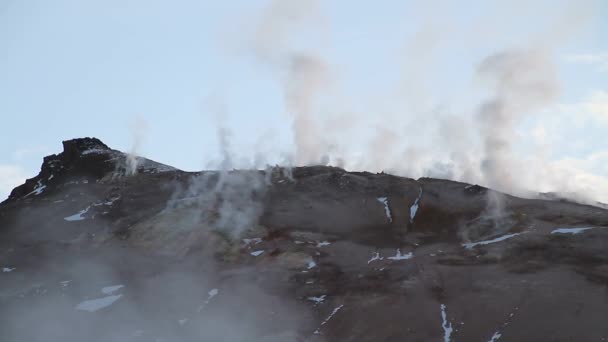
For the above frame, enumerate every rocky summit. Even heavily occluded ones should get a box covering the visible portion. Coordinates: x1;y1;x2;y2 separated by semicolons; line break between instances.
1;138;608;342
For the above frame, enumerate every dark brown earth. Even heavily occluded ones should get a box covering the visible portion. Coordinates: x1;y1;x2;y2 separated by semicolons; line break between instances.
1;138;608;342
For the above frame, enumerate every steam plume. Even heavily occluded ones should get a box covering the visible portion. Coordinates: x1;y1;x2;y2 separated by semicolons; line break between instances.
476;48;559;194
126;116;148;176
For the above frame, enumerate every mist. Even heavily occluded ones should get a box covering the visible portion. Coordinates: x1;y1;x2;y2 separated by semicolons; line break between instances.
214;0;606;205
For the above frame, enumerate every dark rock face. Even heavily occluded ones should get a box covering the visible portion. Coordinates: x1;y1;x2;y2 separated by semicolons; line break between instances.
6;138;114;201
1;138;608;342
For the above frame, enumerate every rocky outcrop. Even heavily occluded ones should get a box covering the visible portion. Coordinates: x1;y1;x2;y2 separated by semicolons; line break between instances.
4;137;175;203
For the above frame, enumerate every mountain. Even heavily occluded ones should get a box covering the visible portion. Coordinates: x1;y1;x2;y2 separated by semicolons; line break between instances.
1;138;608;341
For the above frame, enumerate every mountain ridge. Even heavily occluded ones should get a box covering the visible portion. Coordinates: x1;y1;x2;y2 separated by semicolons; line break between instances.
1;137;608;341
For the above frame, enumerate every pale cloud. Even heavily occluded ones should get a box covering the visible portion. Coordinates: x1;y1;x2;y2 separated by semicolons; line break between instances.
583;90;608;124
511;88;608;204
565;52;608;72
539;89;608;128
0;164;28;201
556;150;608;177
544;156;608;204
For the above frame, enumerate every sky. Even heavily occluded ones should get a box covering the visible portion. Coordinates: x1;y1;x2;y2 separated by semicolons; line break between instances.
1;0;607;202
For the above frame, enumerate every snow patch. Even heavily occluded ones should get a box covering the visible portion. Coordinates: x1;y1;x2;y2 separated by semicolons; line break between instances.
25;180;46;197
81;148;107;155
462;233;522;249
76;295;122;312
316;241;331;248
313;304;344;335
101;284;124;295
250;250;264;257
488;331;502;342
307;260;317;269
410;187;422;223
307;295;326;305
2;267;15;273
243;238;262;246
206;288;219;301
205;288;219;304
376;197;392;223
551;227;594;235
94;196;120;206
387;249;413;261
440;304;453;342
368;252;384;264
64;206;91;221
197;288;219;312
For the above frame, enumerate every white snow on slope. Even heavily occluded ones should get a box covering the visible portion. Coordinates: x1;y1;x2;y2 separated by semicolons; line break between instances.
307;295;326;305
243;238;262;246
410;187;422;223
367;252;384;264
316;241;331;248
488;331;502;342
376;197;392;223
64;206;91;221
2;267;15;273
25;180;46;197
81;148;108;155
250;250;264;257
205;288;219;304
101;285;124;295
94;196;120;206
307;260;317;269
313;304;344;335
197;288;220;312
462;233;522;249
440;304;453;342
387;249;413;261
551;227;594;235
76;295;122;312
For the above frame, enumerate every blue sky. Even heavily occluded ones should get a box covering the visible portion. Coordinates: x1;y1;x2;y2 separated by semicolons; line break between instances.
1;0;607;201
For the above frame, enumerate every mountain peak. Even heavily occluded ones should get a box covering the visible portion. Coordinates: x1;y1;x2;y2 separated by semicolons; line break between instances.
4;137;175;203
61;137;110;157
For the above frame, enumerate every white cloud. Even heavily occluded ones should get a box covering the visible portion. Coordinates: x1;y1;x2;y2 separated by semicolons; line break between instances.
554;150;608;178
0;165;28;201
535;88;608;134
565;52;608;72
515;89;608;204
